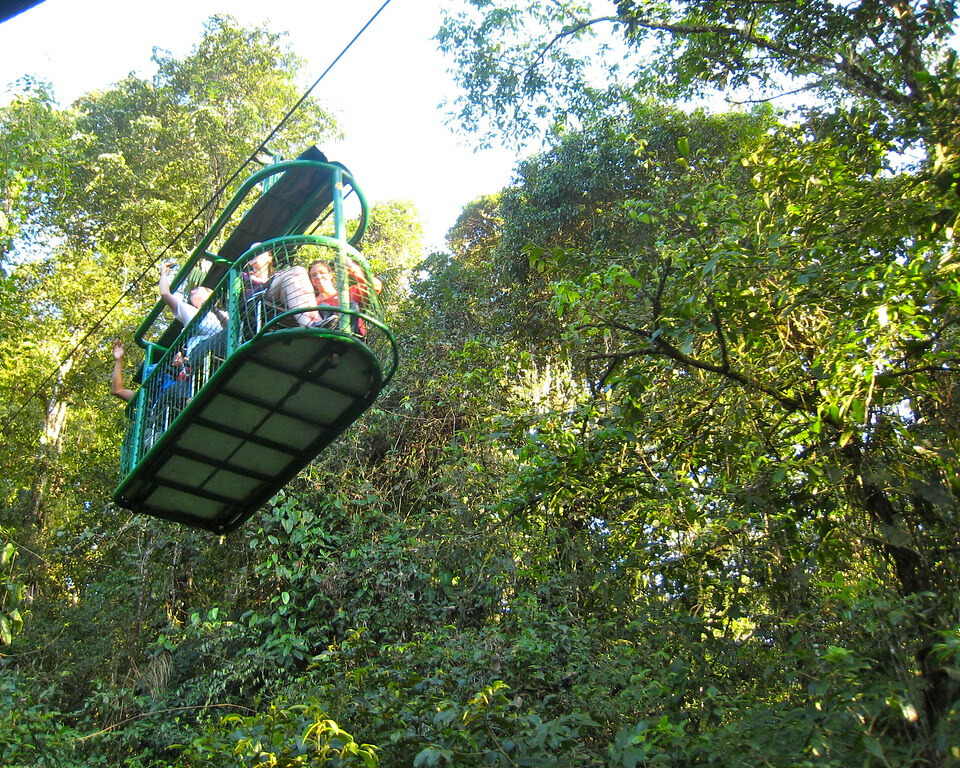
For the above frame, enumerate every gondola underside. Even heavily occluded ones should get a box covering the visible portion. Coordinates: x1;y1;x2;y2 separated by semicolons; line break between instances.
113;329;382;533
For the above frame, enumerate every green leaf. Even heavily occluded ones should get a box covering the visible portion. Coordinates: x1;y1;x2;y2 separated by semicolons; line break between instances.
414;746;447;767
862;735;885;758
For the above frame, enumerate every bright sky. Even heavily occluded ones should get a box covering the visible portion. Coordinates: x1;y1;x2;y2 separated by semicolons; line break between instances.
0;0;522;250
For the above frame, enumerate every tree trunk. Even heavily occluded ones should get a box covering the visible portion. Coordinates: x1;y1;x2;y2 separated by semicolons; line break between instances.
27;359;73;529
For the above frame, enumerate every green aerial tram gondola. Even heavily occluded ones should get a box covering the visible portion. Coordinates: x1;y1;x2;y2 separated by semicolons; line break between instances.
113;147;398;534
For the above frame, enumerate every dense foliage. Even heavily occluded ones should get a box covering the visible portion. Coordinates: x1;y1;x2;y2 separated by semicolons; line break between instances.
1;3;959;767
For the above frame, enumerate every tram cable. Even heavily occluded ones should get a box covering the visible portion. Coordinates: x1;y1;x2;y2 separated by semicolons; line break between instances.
0;0;394;438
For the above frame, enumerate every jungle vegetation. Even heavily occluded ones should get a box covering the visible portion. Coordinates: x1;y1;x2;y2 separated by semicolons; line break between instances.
1;3;959;766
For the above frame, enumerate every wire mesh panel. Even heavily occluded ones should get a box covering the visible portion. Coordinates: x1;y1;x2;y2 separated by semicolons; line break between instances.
123;234;396;471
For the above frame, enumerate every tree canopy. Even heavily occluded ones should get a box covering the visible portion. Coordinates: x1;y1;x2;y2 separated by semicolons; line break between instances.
439;0;960;183
0;4;959;768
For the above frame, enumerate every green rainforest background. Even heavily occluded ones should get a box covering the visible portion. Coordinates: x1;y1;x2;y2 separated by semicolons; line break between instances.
2;3;960;765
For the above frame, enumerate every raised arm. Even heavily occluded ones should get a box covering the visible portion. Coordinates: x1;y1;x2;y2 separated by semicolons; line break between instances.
158;263;181;313
111;342;136;402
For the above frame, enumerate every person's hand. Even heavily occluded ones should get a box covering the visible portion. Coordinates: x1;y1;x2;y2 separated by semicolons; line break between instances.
158;261;175;288
347;260;365;282
113;341;125;360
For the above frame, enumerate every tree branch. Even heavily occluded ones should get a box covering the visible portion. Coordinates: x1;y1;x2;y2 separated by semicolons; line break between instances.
883;0;925;100
709;295;730;372
651;261;672;323
74;703;257;741
885;363;960;378
652;334;805;413
725;80;826;105
585;347;659;390
625;16;914;108
582;311;804;413
526;16;621;73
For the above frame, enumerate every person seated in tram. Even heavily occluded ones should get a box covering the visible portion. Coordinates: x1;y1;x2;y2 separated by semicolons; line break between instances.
158;262;228;357
242;244;326;328
111;340;191;450
307;258;383;335
111;341;186;403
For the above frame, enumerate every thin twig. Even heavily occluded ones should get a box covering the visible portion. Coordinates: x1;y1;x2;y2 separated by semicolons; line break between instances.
709;295;730;372
74;703;257;741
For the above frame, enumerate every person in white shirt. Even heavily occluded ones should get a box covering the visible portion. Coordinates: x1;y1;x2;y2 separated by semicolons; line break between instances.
157;262;226;358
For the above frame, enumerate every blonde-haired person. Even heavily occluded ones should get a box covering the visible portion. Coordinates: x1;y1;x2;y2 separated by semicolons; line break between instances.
158;262;226;357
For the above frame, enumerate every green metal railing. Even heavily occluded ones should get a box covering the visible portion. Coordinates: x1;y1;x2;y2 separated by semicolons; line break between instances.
118;159;397;477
